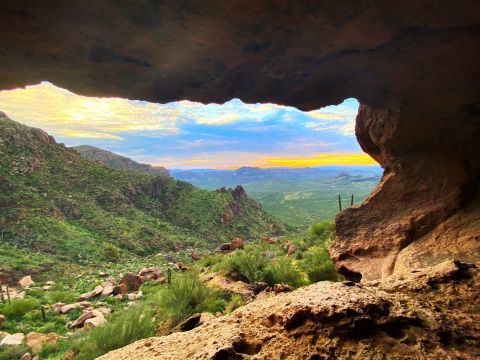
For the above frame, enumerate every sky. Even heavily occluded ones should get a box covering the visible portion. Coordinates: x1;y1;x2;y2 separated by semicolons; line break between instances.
0;82;376;169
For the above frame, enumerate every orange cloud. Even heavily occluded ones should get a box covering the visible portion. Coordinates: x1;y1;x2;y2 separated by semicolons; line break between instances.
257;153;377;168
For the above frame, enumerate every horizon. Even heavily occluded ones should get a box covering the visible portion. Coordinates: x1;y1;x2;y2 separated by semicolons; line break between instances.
0;82;377;169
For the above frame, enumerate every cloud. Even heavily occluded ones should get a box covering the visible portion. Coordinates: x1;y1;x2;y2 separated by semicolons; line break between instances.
0;82;369;168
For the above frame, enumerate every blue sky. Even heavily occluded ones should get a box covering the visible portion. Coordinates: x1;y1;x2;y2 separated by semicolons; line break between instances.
0;82;374;168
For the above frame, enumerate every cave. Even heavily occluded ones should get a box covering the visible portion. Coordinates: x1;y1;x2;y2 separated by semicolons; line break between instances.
0;1;479;358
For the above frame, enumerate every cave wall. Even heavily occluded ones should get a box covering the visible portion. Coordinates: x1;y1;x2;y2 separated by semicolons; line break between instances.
1;0;479;280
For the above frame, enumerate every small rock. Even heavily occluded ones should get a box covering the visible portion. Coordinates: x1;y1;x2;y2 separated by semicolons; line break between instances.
45;281;56;286
174;312;215;332
253;282;269;294
190;251;201;261
0;332;25;346
14;291;26;300
18;276;34;288
92;285;104;297
79;291;94;301
60;303;81;314
42;285;52;291
0;331;9;341
78;301;92;308
20;353;32;360
274;283;293;294
99;271;109;277
219;243;231;252
287;244;297;257
70;310;103;329
127;292;143;301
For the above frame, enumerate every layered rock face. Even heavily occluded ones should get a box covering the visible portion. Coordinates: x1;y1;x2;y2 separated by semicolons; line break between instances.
1;1;479;281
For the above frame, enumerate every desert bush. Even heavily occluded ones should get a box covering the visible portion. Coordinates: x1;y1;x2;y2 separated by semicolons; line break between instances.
76;304;156;360
300;245;340;282
0;298;37;319
226;294;245;313
47;289;79;304
263;256;308;288
0;344;32;360
101;243;122;262
219;246;268;283
152;271;215;324
308;221;335;244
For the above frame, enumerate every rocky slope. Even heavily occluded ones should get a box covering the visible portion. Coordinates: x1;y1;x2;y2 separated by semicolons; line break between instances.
100;260;479;359
72;145;169;177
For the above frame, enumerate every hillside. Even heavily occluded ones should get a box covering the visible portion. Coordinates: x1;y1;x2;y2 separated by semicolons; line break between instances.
171;166;382;228
72;145;169;176
0;112;283;278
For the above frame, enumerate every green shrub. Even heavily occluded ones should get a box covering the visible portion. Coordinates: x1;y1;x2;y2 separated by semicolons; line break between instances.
308;221;335;243
101;243;122;262
0;298;38;319
204;298;226;314
152;271;214;324
76;304;156;360
263;256;308;288
219;246;268;284
0;344;32;360
226;294;245;313
300;245;340;282
47;290;79;304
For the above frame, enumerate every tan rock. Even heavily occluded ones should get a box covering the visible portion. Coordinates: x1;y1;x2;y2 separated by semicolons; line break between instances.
138;268;162;281
70;310;103;329
42;285;52;291
92;285;104;297
0;332;24;346
60;303;81;314
25;332;58;353
201;273;254;301
286;244;297;257
127;292;142;301
0;331;9;341
18;276;34;288
230;237;244;251
79;291;94;301
45;281;56;286
84;314;106;329
101;283;114;296
14;291;26;299
273;283;293;294
78;301;92;308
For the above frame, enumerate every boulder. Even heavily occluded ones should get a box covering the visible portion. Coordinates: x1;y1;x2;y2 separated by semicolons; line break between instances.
25;332;58;353
0;314;5;327
219;243;231;252
18;276;34;288
201;273;255;301
0;332;24;346
120;273;142;292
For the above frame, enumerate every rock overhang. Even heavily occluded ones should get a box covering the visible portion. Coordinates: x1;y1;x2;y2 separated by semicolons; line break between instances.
0;0;479;280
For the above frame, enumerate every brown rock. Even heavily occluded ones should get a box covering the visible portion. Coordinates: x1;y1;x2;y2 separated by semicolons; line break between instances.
174;312;215;332
92;285;104;297
273;283;293;294
20;353;31;360
25;332;58;353
286;244;297;257
79;291;94;301
230;237;244;251
262;237;278;244
18;276;34;288
120;273;142;292
113;283;128;296
60;303;81;314
219;243;231;252
138;268;162;281
0;314;5;328
190;251;201;261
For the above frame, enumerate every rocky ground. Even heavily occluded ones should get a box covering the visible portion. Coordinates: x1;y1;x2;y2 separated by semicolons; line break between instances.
99;260;479;360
